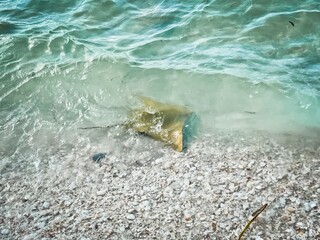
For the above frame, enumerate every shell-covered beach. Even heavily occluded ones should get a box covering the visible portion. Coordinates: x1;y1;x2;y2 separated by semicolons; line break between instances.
1;131;320;239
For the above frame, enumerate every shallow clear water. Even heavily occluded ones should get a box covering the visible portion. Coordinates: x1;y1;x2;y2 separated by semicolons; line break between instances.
1;0;320;171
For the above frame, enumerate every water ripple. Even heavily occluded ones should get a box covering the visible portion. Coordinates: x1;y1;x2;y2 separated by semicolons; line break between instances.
1;0;320;169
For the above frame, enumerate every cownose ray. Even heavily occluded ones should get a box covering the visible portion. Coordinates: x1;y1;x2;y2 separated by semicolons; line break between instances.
124;97;198;152
79;96;199;152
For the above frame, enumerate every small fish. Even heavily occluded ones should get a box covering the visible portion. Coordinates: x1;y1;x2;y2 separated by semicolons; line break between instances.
289;21;294;27
244;111;256;115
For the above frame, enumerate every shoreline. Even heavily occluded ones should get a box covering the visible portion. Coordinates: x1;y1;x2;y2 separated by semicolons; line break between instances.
1;131;319;239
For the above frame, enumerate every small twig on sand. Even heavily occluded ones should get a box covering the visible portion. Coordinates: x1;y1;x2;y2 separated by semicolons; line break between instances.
238;203;268;240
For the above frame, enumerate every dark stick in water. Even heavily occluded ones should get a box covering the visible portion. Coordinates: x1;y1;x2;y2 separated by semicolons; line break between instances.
78;124;121;130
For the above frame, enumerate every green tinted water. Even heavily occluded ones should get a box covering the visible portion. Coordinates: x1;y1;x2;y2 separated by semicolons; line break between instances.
1;0;319;170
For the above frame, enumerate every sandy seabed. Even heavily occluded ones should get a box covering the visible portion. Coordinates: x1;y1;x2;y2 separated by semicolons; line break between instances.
1;130;319;240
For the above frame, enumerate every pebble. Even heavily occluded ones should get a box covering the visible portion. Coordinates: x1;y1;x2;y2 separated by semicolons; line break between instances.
155;158;163;164
183;210;193;221
309;201;317;209
35;221;46;229
287;207;295;213
179;190;188;199
64;200;72;207
229;183;235;192
127;214;135;220
167;207;174;214
81;210;91;219
96;190;107;196
163;161;173;169
22;233;37;240
303;202;316;212
80;237;91;240
279;197;286;208
92;153;107;162
20;222;28;230
1;229;10;235
252;236;263;240
295;222;306;229
43;202;50;209
128;209;135;213
196;212;207;221
23;194;31;201
141;200;151;210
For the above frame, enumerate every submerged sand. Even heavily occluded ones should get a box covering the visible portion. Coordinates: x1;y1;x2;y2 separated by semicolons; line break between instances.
0;130;319;239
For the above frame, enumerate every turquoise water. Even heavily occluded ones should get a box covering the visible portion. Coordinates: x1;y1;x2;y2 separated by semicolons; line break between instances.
1;0;320;169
